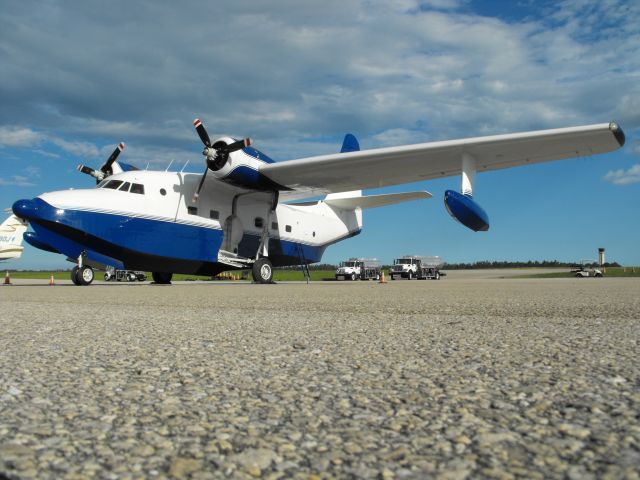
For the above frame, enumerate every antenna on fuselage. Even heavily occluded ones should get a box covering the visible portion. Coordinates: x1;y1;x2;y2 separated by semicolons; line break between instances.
180;160;190;173
165;160;174;172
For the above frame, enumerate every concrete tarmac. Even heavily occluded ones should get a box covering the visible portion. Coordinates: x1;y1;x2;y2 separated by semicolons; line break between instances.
1;273;639;479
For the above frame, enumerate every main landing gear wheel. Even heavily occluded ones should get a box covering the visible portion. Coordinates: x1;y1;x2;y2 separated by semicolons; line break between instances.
252;258;273;284
74;265;94;286
152;272;173;284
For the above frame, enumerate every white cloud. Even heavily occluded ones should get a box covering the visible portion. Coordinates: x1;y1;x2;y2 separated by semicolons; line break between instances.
50;138;100;159
603;164;640;185
0;127;42;147
0;175;35;187
0;0;637;158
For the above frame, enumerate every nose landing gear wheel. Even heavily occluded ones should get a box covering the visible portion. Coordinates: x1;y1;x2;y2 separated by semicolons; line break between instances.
252;258;273;284
72;265;94;286
71;266;81;285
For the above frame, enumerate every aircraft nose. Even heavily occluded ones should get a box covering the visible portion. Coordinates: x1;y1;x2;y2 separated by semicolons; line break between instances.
12;198;39;220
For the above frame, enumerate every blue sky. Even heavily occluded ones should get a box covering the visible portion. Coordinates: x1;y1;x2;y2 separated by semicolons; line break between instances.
1;0;638;269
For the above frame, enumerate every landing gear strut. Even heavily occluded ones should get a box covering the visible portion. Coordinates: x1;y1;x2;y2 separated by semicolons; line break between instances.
252;258;273;284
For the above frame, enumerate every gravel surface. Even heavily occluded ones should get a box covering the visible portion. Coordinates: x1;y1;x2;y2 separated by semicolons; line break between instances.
1;276;639;479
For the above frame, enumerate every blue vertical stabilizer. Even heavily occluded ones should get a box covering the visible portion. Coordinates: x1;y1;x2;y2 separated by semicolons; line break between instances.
340;133;360;153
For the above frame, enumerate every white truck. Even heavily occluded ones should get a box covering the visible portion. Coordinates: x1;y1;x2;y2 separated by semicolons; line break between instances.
390;255;444;280
104;266;147;282
335;258;382;281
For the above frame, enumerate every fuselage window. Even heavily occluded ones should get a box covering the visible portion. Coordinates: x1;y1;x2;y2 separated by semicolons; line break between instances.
118;182;131;192
104;180;123;190
130;183;145;194
187;206;198;215
271;222;278;230
285;225;292;233
255;217;264;228
160;188;166;196
210;210;219;220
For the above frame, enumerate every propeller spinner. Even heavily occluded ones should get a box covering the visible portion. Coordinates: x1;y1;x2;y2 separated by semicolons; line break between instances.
77;142;125;183
192;118;251;202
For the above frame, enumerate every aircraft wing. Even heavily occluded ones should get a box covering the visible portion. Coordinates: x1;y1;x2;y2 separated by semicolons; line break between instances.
261;122;624;194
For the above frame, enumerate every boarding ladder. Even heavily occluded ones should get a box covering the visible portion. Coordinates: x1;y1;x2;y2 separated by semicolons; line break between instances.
296;244;311;284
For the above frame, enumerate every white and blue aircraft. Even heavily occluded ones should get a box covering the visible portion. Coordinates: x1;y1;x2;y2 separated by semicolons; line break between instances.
12;119;624;285
0;214;28;261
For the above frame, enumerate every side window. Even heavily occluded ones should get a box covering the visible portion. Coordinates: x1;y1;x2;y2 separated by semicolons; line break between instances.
285;225;292;233
118;182;131;192
104;180;123;190
271;222;278;230
254;217;264;228
187;206;198;215
210;210;219;220
130;183;145;194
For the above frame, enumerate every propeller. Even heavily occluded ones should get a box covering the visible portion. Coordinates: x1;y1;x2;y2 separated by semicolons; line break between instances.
192;118;251;202
77;142;125;183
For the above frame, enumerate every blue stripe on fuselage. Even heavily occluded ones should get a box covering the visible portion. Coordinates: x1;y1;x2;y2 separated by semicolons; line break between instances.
21;198;331;272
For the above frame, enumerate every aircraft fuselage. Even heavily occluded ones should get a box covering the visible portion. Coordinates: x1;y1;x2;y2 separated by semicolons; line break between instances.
13;170;362;276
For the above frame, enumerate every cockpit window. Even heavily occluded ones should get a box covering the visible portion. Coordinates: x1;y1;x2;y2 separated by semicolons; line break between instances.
97;179;109;188
118;182;131;192
130;183;145;194
103;180;123;190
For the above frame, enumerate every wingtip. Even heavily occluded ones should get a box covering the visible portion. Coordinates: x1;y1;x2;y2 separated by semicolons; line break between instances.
609;121;625;147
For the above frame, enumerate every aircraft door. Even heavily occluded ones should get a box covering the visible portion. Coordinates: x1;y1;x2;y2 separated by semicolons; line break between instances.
222;215;244;254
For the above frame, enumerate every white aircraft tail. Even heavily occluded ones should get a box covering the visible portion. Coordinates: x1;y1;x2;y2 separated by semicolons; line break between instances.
0;214;28;261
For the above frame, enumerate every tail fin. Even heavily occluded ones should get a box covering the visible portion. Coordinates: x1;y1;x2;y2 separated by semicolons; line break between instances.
340;133;360;153
327;134;362;200
0;214;28;260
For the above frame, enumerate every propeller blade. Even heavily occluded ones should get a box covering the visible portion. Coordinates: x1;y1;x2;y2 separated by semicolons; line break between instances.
193;118;211;147
192;168;209;202
100;142;125;174
77;164;96;176
77;164;105;182
224;137;252;153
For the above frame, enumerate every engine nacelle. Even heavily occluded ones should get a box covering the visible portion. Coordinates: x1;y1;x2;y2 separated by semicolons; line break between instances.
444;190;489;232
205;138;287;191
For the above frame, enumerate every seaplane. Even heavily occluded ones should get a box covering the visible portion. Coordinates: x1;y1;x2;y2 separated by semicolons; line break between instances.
12;118;625;285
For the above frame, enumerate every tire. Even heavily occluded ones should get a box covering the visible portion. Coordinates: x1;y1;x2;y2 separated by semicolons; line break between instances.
595;273;603;277
407;271;413;280
152;272;173;284
104;273;111;281
390;275;395;280
77;266;94;286
252;258;273;284
375;274;380;281
71;266;81;285
350;273;356;281
435;272;440;280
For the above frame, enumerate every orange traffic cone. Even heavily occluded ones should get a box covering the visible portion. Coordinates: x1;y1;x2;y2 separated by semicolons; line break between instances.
49;274;55;286
4;271;11;285
379;270;387;284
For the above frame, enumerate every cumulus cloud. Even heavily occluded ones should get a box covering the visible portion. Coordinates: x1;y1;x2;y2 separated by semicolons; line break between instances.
603;164;640;185
0;175;35;187
0;127;42;147
0;0;637;158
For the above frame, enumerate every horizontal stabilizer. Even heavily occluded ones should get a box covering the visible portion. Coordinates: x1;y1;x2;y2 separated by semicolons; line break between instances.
324;191;431;210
